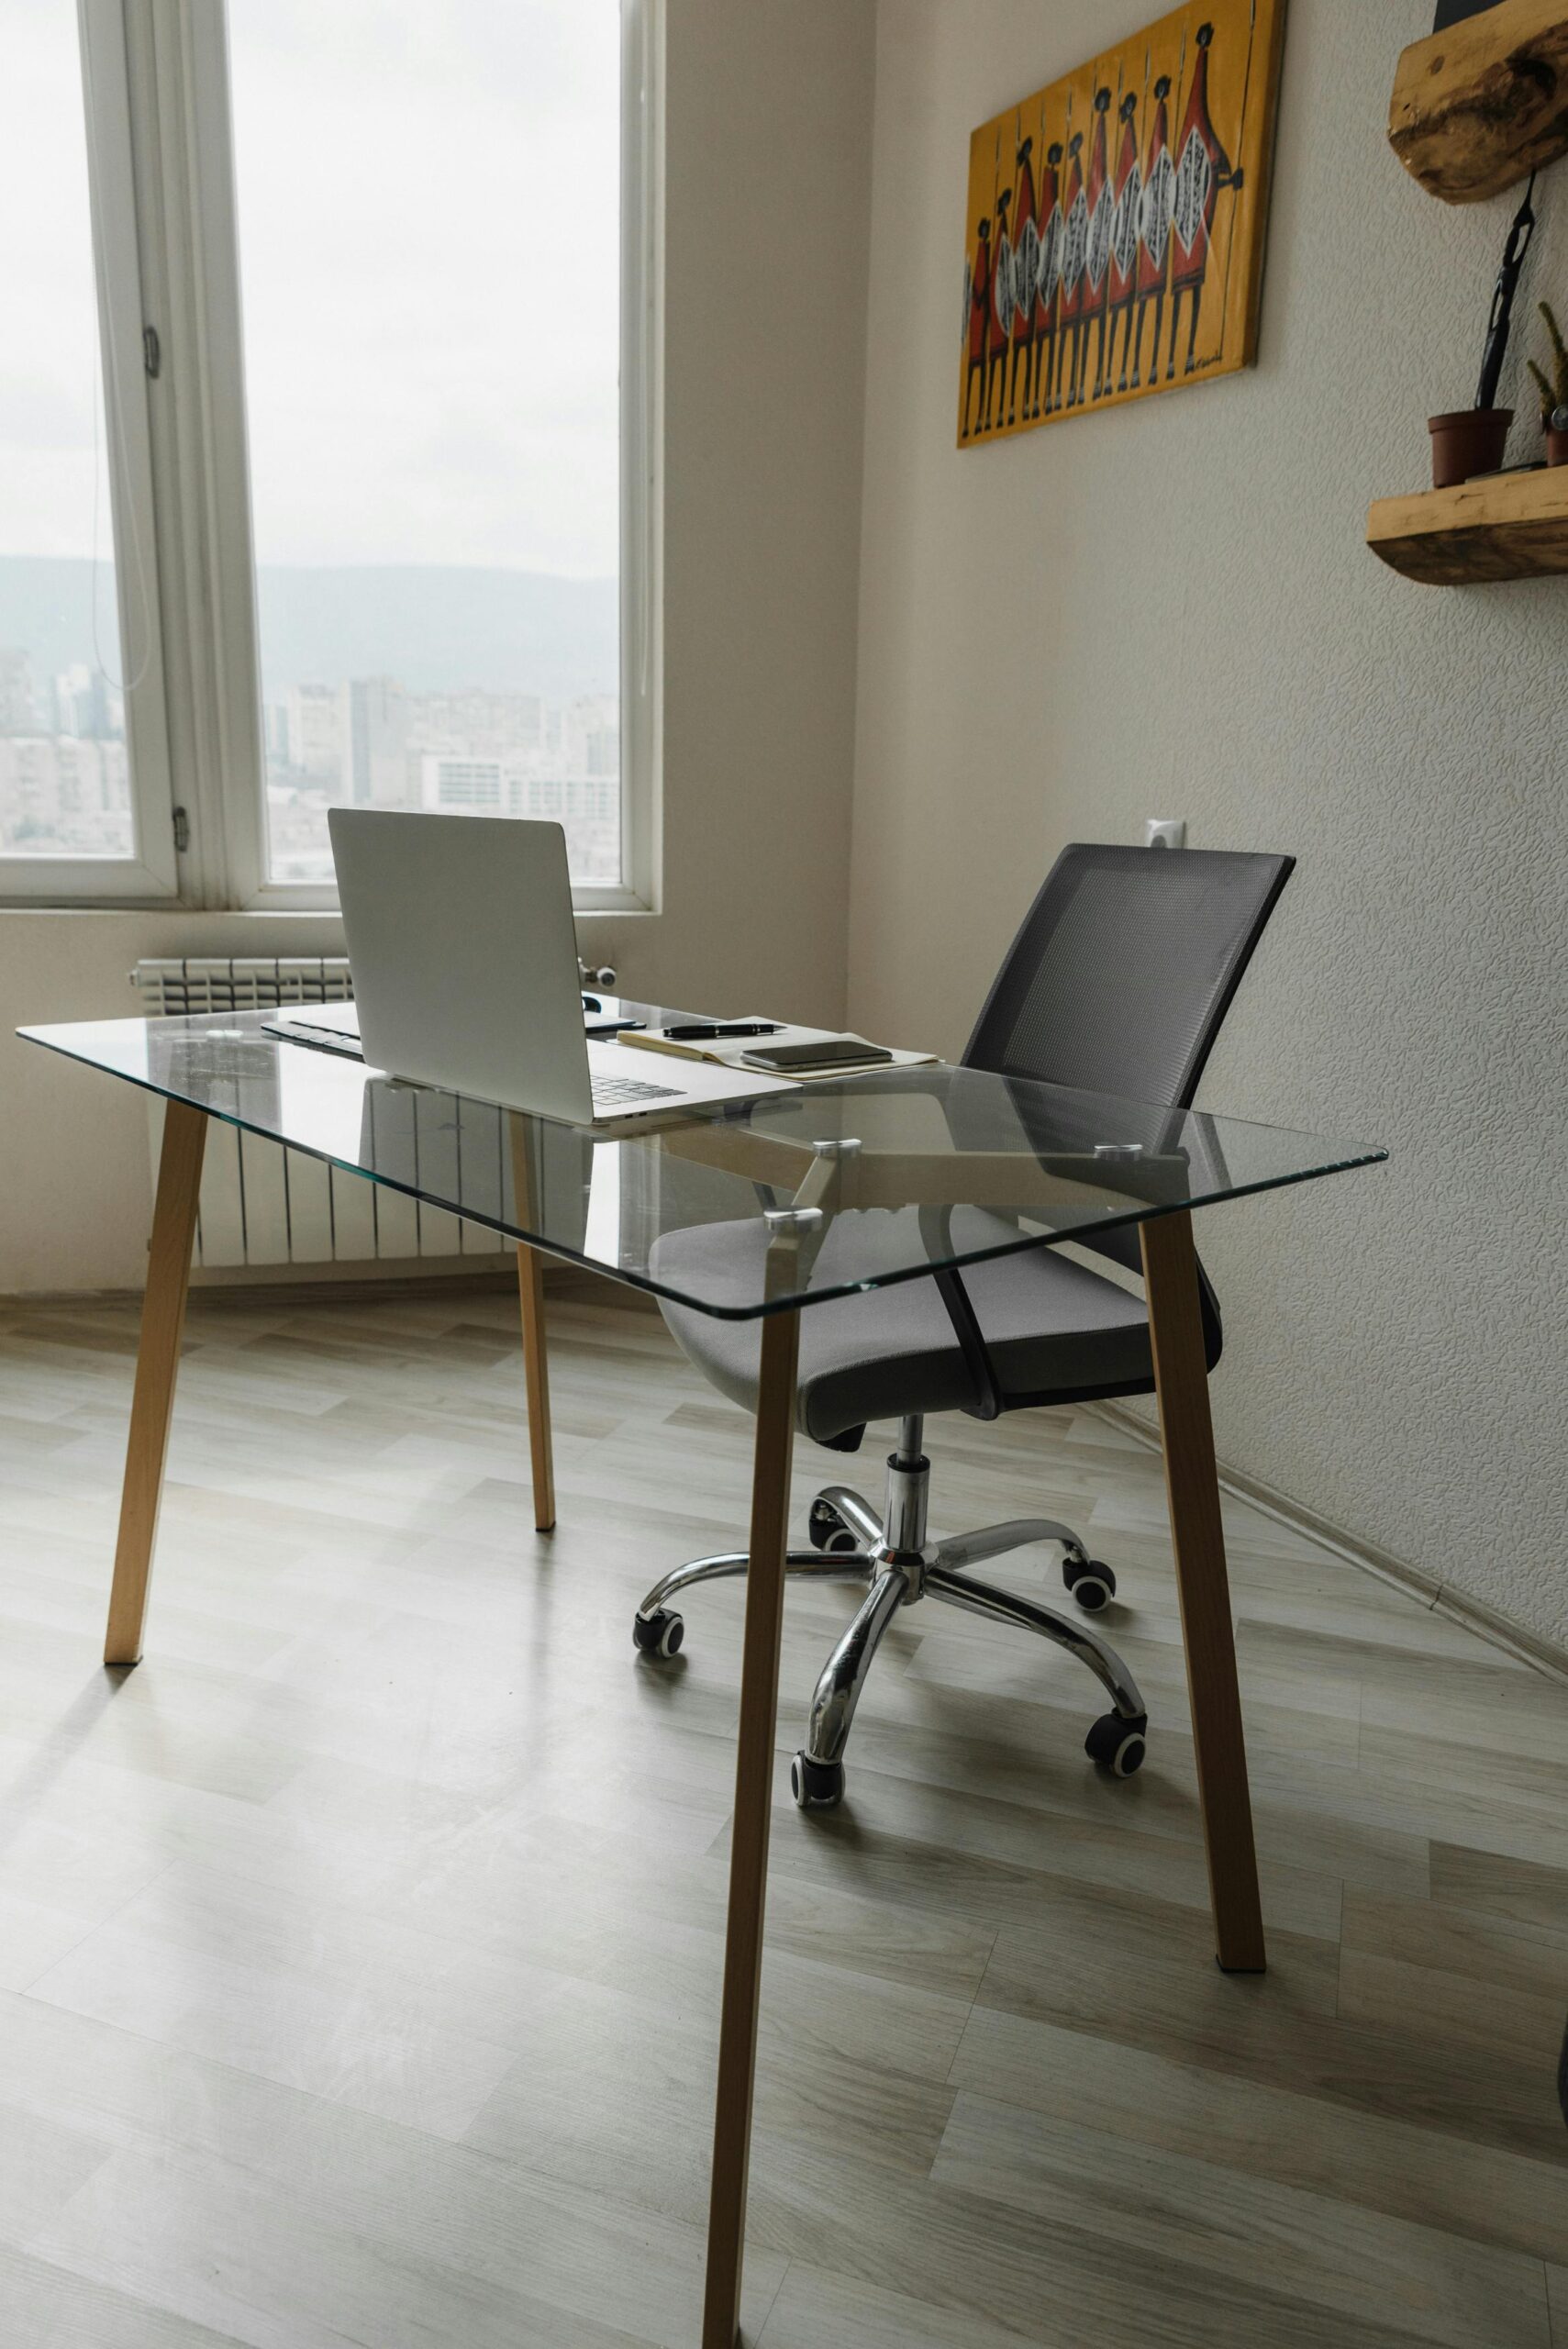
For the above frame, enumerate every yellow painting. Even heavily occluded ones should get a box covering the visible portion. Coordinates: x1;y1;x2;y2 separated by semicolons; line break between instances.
959;0;1286;445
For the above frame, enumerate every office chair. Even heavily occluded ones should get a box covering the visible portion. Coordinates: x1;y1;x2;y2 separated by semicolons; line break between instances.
633;843;1294;1806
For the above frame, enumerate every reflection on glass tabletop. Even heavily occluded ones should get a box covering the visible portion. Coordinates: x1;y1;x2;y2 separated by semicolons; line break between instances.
18;1012;1387;1320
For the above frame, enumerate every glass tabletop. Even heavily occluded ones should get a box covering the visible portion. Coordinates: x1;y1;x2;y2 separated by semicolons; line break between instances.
18;1011;1386;1319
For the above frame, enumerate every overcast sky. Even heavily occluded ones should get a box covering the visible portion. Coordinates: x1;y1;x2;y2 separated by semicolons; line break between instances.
1;0;621;580
0;0;106;568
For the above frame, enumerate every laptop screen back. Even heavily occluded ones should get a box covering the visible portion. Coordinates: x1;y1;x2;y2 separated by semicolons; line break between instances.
328;809;592;1122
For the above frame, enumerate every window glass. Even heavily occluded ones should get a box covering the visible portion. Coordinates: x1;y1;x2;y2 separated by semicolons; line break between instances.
228;0;622;888
0;0;134;859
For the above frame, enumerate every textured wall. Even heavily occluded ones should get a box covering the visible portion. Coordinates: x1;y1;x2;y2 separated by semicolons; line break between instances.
849;1;1568;1645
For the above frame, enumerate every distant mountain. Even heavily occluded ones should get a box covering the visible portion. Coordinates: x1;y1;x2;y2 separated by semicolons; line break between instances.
0;559;124;689
0;556;618;703
255;564;618;699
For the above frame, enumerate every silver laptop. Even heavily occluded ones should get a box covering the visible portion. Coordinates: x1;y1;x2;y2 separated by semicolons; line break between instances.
295;809;793;1128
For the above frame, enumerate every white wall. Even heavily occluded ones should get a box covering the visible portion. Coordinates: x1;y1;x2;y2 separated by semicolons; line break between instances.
649;0;873;1023
0;0;876;1296
849;0;1568;1648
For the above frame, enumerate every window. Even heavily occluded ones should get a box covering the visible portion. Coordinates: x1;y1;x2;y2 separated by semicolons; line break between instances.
0;0;658;912
0;0;176;898
228;0;625;893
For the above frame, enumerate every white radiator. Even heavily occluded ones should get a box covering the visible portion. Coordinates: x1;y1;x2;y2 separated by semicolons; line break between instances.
131;957;507;1272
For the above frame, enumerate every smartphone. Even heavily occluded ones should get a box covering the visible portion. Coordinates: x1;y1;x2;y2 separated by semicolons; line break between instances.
739;1039;893;1073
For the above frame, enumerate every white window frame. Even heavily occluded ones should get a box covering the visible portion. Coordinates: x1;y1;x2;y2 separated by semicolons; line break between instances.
128;0;661;917
0;0;180;904
617;0;663;921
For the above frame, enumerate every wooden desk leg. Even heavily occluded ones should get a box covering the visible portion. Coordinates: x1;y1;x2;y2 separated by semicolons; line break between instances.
1140;1210;1266;1974
703;1302;800;2349
515;1244;555;1533
506;1116;555;1533
104;1100;207;1667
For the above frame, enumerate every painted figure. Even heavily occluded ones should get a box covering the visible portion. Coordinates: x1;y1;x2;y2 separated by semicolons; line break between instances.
984;186;1013;429
1053;129;1086;410
1167;20;1245;380
1028;139;1064;418
961;216;992;439
1081;86;1113;404
1107;91;1141;393
1006;137;1038;426
1130;72;1173;390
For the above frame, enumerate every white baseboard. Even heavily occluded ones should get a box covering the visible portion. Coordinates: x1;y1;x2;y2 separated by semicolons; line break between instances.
1092;1399;1568;1687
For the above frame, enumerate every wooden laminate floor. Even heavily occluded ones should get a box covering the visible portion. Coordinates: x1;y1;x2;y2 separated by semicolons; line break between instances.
0;1276;1564;2348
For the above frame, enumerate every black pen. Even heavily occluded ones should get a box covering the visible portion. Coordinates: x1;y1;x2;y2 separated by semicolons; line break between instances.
660;1021;782;1041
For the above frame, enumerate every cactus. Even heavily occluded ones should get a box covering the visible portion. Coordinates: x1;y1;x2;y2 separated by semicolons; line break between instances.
1531;302;1568;428
1529;360;1556;428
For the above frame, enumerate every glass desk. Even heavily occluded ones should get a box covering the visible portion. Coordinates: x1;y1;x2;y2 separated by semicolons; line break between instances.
19;1011;1385;2349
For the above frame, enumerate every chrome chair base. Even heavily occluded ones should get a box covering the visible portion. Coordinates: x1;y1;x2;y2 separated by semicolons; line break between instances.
633;1416;1149;1806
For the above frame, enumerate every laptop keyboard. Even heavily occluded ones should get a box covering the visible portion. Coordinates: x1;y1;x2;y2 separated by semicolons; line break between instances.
265;1018;683;1110
277;1018;361;1052
591;1073;682;1108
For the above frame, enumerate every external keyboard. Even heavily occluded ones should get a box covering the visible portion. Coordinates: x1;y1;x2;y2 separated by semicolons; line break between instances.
591;1073;682;1107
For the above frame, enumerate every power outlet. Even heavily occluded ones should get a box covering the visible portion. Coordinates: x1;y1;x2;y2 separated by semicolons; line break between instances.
1143;818;1187;850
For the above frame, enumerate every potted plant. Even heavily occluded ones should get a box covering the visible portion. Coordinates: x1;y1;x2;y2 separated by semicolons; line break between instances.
1526;302;1568;466
1428;183;1538;488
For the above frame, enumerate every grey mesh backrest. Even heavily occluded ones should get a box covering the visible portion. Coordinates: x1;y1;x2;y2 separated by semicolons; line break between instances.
964;844;1293;1108
963;843;1294;1290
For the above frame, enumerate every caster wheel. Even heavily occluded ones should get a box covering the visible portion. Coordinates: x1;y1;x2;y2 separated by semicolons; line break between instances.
632;1608;684;1660
1084;1711;1147;1777
790;1751;845;1809
808;1497;861;1557
1064;1557;1116;1612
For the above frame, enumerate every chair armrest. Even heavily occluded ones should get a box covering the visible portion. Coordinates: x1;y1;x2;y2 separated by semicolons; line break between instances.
917;1206;1003;1422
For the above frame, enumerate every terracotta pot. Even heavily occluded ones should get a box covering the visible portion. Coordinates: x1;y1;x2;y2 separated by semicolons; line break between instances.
1428;407;1512;489
1548;428;1568;468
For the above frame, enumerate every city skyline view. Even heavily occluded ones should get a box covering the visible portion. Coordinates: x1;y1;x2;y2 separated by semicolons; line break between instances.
0;554;620;879
260;662;620;885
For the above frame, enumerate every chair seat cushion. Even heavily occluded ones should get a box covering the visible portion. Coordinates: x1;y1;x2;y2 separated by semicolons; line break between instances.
651;1209;1155;1445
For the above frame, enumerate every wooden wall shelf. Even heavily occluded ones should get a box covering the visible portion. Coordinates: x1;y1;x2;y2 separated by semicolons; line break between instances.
1389;0;1568;203
1368;466;1568;583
